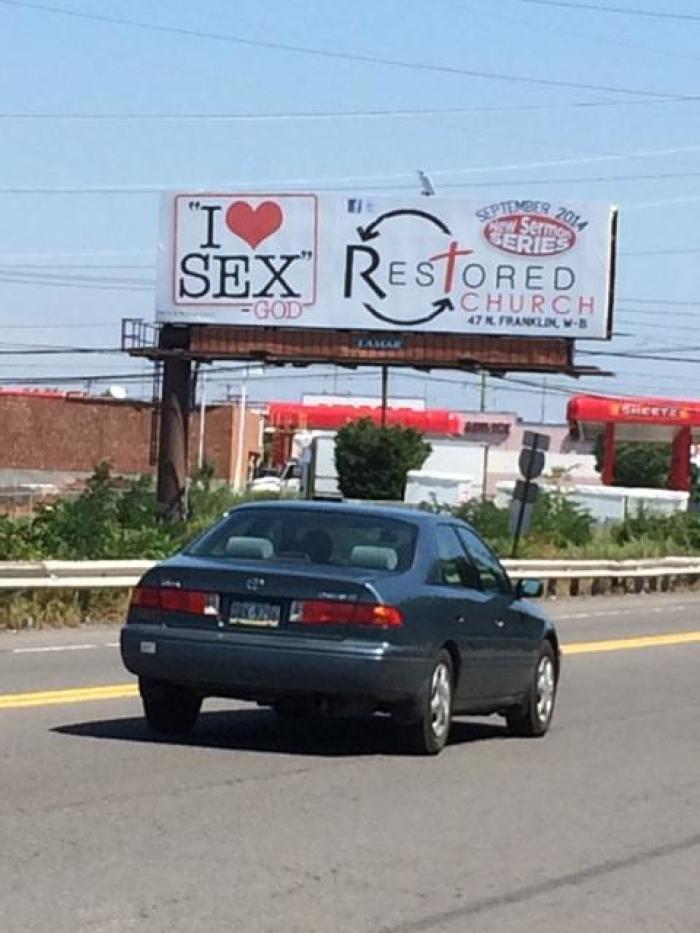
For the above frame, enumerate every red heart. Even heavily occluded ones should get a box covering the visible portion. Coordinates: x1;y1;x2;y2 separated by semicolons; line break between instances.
225;200;283;249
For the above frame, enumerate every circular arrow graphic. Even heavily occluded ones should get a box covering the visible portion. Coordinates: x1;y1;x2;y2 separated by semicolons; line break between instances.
363;297;454;327
357;208;452;242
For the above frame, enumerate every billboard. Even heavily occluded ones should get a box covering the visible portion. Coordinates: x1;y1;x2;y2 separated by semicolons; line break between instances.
157;193;617;339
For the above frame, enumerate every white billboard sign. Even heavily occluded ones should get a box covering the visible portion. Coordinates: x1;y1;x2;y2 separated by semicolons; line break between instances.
157;193;616;339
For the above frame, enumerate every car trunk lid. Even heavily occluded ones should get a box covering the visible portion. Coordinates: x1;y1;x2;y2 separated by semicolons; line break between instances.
131;556;394;638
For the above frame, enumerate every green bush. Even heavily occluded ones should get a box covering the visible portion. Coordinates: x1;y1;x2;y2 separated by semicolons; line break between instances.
530;489;594;551
611;507;700;553
594;437;671;489
452;499;511;554
335;418;431;501
0;461;277;564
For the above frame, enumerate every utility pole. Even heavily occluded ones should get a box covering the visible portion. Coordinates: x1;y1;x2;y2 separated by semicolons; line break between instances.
155;325;192;521
380;366;389;427
233;379;248;490
196;366;206;470
479;372;487;412
156;356;192;521
540;377;547;423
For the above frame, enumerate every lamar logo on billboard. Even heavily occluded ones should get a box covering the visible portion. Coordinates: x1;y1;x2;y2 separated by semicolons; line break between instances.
173;194;317;318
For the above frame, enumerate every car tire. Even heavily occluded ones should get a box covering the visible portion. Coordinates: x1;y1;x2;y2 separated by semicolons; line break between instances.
505;641;558;737
140;678;202;736
404;650;454;755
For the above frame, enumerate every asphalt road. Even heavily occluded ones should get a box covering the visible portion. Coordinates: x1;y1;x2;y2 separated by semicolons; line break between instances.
1;593;699;933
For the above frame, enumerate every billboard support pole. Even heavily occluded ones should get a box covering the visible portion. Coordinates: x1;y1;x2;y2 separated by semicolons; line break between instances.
381;366;389;428
156;348;192;522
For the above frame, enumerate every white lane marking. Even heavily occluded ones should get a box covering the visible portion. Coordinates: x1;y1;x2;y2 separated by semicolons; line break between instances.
7;642;120;655
12;644;99;655
556;604;697;621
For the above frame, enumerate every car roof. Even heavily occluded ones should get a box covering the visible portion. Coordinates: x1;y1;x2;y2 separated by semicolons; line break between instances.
232;499;447;526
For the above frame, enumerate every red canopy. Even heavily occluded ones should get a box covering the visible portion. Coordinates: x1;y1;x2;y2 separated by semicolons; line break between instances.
568;395;698;490
568;394;700;429
267;402;464;435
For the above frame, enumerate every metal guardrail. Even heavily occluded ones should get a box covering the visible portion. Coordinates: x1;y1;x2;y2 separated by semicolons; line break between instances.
1;557;700;596
0;560;155;590
504;557;700;580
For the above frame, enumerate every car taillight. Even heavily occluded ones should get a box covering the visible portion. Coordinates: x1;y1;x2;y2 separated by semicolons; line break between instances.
130;585;161;609
290;599;403;628
130;585;219;616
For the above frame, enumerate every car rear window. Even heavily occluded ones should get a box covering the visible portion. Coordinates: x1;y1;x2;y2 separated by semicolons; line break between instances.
187;508;417;572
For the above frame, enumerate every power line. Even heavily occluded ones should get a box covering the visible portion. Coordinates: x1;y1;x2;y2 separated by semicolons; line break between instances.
2;96;700;121
3;262;152;270
513;0;700;22
0;268;151;284
619;247;700;257
430;169;700;188
1;323;119;329
627;194;700;209
0;249;152;260
1;361;695;407
579;349;700;363
0;345;123;355
619;297;700;307
470;1;700;65
0;274;150;292
2;140;700;197
0;0;690;99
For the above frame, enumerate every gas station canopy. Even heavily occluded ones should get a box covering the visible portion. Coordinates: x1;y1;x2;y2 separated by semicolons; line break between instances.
568;394;700;443
567;394;699;490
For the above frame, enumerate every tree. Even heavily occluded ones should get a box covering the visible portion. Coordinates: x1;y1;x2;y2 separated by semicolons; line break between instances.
594;437;670;489
334;418;431;501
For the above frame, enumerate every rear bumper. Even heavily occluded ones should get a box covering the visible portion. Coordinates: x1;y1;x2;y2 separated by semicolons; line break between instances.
120;624;431;703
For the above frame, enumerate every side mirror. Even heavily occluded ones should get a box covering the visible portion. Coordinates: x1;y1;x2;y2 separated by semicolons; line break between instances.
516;578;543;599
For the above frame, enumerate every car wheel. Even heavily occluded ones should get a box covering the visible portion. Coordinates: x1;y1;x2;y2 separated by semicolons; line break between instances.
405;650;454;755
505;641;558;737
140;678;202;736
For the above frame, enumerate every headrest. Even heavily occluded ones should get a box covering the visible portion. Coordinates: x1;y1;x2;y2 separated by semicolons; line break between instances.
224;536;274;559
349;545;398;571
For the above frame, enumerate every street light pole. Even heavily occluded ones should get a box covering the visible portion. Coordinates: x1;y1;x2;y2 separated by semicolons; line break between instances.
233;378;248;490
197;367;206;470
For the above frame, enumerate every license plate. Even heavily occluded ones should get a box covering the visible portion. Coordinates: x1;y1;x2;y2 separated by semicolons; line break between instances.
228;600;281;628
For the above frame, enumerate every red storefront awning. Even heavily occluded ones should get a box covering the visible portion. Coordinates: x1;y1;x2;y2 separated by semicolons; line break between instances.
568;394;700;429
267;402;464;435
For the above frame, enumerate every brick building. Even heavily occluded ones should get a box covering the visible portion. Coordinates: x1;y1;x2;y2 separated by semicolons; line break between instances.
0;389;263;491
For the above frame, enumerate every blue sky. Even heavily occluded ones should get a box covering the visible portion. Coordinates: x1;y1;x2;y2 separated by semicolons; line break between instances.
1;0;699;421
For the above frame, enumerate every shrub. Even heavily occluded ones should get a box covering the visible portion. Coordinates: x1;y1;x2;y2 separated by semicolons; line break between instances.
335;418;431;501
453;499;511;552
530;489;594;550
0;461;275;564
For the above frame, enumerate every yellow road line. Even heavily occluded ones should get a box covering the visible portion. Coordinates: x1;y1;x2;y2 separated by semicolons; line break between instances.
563;631;700;655
0;631;699;710
0;683;138;710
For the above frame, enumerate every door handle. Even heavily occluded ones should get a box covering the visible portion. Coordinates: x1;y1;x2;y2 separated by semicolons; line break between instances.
494;618;505;628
